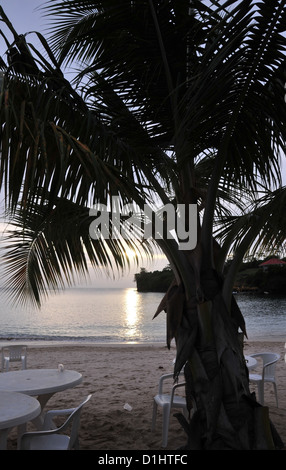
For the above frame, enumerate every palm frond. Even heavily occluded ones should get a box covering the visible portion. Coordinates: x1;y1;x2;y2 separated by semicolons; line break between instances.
1;197;155;306
215;186;286;262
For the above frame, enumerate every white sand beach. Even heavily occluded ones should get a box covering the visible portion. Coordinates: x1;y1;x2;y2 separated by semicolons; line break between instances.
3;340;286;450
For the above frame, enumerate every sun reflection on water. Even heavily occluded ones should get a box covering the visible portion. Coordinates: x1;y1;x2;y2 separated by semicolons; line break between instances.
124;288;141;342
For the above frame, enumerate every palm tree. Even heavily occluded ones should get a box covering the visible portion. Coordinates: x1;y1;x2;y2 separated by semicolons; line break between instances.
0;1;286;449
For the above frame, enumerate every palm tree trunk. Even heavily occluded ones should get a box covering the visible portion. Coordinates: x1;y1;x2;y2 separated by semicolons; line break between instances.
156;249;283;449
184;291;283;449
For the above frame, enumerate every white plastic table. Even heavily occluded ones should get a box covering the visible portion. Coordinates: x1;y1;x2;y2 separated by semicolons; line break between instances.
245;355;257;370
0;391;41;449
0;369;82;428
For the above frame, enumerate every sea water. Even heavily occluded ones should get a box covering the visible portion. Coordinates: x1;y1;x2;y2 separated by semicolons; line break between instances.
0;288;285;343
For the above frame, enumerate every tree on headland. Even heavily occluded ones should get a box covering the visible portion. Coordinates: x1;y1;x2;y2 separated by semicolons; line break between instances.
1;1;286;449
135;266;173;292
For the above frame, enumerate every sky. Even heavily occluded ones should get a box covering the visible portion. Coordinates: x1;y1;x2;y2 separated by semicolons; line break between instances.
0;0;168;288
1;1;44;32
0;1;45;45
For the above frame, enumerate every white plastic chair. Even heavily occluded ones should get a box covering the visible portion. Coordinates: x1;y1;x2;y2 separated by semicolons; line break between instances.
249;353;280;407
1;345;27;372
20;394;92;450
151;373;188;448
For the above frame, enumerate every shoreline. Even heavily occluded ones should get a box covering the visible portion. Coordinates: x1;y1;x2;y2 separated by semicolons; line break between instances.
0;334;285;348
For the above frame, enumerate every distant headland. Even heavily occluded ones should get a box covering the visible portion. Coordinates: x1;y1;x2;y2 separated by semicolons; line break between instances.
134;257;286;294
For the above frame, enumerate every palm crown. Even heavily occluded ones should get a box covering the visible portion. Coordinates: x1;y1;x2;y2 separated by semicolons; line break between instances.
1;0;285;306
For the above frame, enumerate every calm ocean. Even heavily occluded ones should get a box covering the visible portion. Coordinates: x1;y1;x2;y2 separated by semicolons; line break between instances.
0;287;285;343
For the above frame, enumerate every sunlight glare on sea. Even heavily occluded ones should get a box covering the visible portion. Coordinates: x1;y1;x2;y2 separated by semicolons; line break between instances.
0;288;285;343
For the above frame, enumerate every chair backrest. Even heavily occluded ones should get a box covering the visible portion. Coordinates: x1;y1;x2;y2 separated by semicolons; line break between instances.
158;371;185;395
251;353;280;380
261;353;280;379
5;345;27;361
1;345;27;371
57;394;92;449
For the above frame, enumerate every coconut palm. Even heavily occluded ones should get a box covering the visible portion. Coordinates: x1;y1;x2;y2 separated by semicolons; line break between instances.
0;0;286;449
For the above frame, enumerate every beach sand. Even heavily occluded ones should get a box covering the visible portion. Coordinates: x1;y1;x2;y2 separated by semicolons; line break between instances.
4;340;286;451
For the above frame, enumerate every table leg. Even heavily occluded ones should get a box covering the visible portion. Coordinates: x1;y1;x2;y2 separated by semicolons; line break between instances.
17;395;53;447
17;423;27;449
0;428;10;450
32;393;54;429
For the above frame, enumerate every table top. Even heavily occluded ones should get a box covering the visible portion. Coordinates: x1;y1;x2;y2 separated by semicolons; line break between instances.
245;355;257;370
0;391;41;430
0;369;82;396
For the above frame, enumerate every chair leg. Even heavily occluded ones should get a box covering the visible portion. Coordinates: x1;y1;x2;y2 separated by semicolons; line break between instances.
273;382;278;407
256;381;264;405
161;404;171;448
151;401;157;431
73;437;80;450
182;406;189;420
